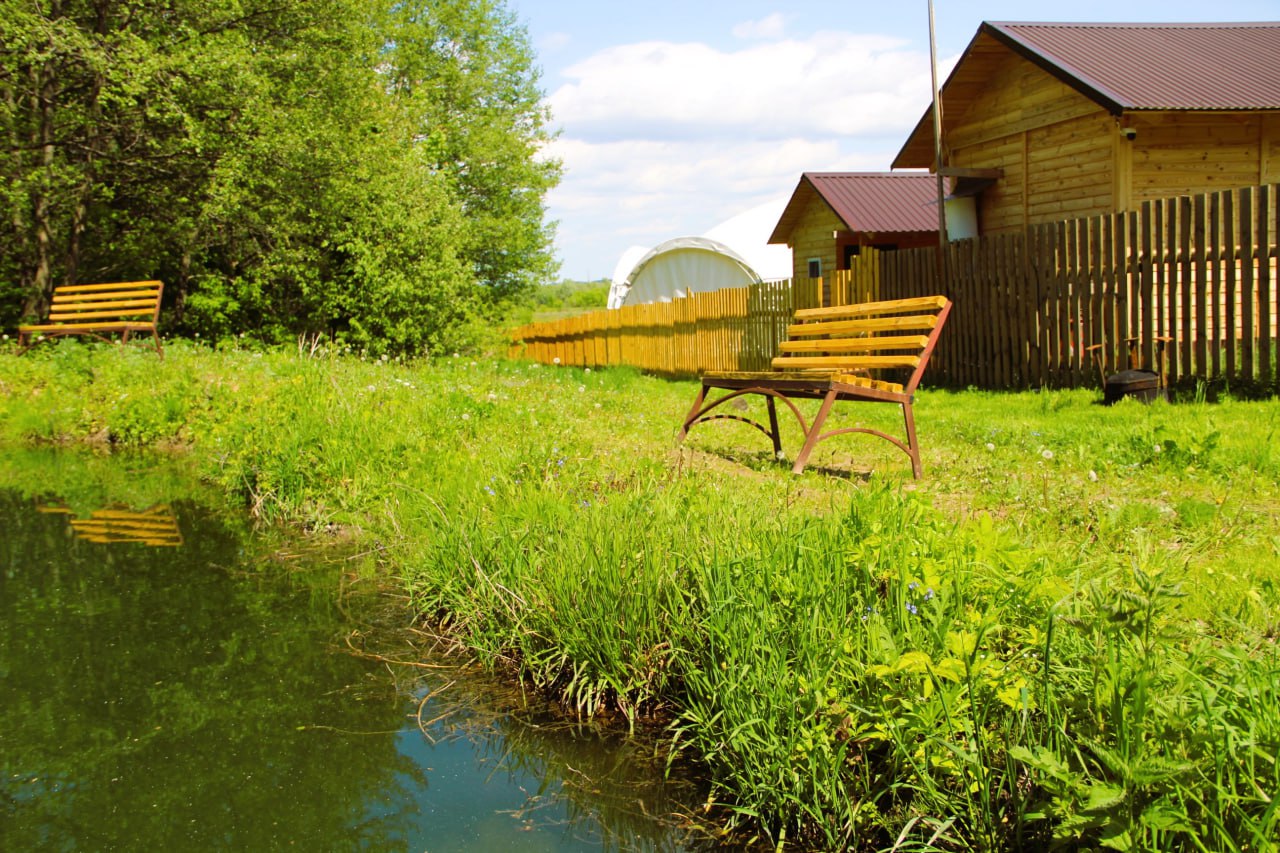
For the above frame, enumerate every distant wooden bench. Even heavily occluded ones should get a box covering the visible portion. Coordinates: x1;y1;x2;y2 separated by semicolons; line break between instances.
677;295;952;477
17;280;164;357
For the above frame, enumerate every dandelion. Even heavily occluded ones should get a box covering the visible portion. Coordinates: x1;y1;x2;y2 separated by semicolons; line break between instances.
1153;444;1162;453
461;412;470;420
594;403;602;409
1041;449;1054;460
584;368;592;373
553;357;561;365
985;442;995;451
1088;469;1098;482
578;385;585;393
380;354;388;362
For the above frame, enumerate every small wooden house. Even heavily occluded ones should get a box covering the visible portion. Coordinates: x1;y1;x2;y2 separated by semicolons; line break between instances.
892;21;1280;234
768;172;940;282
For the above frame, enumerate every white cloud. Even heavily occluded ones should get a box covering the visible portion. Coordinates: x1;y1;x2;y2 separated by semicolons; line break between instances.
541;28;942;280
537;31;571;54
548;32;931;142
732;13;788;40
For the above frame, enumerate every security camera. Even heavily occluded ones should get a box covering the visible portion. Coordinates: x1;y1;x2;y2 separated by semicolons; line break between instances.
1121;127;1137;140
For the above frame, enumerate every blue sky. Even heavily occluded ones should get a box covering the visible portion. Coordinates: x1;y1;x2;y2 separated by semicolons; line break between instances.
504;0;1279;281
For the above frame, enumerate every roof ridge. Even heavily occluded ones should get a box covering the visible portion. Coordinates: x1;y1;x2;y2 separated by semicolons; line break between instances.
988;20;1280;28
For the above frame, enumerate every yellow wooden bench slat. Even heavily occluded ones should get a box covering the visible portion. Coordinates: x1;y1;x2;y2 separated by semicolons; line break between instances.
699;369;905;394
787;314;939;337
772;354;921;370
25;321;158;331
49;304;159;317
53;280;163;293
793;294;948;321
53;292;160;305
778;335;931;353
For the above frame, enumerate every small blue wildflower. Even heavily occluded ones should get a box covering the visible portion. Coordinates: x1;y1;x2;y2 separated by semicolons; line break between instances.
924;587;936;601
906;602;918;615
484;486;495;496
908;581;918;591
557;459;565;467
579;499;590;508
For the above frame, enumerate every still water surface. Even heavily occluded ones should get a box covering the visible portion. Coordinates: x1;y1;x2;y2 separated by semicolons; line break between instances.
0;459;699;851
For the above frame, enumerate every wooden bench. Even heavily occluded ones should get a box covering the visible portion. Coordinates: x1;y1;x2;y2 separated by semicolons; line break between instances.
677;295;952;477
17;280;164;357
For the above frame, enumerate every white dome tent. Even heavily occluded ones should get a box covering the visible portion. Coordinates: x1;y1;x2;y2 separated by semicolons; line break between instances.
607;197;791;309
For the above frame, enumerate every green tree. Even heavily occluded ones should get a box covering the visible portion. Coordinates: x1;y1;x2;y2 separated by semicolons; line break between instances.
1;0;560;354
379;0;562;306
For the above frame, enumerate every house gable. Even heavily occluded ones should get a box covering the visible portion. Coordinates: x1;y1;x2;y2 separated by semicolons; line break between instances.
894;21;1280;234
771;173;940;279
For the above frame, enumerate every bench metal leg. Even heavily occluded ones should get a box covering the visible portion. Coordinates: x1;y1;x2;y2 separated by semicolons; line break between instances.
902;401;922;479
792;390;837;474
677;384;708;442
766;396;782;456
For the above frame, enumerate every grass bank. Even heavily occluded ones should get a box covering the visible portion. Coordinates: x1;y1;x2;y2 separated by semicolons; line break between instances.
1;339;1277;851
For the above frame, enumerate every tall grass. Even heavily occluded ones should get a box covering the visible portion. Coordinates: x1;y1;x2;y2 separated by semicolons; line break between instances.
1;338;1278;850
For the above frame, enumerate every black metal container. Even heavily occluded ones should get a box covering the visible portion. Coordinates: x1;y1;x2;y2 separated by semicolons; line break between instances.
1103;369;1165;405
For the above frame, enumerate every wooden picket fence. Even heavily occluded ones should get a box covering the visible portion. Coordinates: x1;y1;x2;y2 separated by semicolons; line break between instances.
511;183;1279;393
510;270;877;375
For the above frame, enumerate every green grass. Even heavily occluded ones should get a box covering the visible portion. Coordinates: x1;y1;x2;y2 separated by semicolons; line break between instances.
1;337;1277;851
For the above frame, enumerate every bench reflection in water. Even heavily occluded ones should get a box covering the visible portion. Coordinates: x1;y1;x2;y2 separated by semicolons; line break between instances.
38;503;184;547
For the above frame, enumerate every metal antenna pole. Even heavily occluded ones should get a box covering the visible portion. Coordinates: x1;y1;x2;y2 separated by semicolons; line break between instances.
929;0;949;288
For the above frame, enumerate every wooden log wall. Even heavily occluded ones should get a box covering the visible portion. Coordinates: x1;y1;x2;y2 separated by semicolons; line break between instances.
511;185;1278;393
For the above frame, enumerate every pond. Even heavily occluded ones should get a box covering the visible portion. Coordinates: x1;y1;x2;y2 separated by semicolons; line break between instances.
0;449;704;851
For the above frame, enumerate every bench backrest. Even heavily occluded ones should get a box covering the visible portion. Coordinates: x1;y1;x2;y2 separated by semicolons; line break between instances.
47;280;164;326
771;295;952;394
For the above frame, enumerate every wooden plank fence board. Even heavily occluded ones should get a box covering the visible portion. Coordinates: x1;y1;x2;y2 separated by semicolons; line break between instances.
1258;184;1271;384
1209;193;1222;379
1194;193;1208;379
1225;190;1238;380
1140;201;1155;375
1242;188;1255;381
1179;195;1193;385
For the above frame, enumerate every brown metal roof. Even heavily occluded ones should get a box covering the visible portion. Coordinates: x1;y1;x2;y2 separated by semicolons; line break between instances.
768;173;938;244
990;21;1280;111
892;21;1280;169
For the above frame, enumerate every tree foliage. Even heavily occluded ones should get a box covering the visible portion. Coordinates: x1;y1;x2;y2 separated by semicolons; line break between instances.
0;0;560;355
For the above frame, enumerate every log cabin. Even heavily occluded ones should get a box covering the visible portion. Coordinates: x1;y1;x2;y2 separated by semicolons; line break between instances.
892;21;1280;235
767;172;940;283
